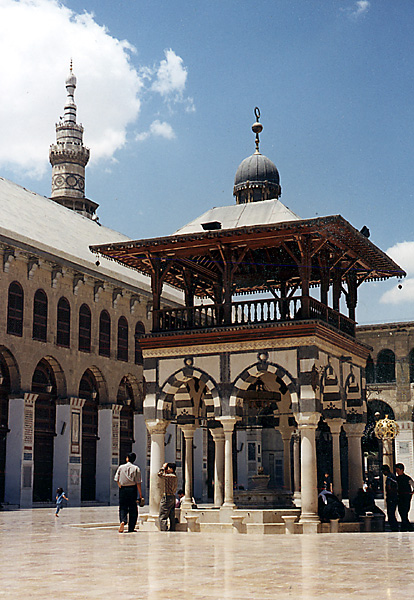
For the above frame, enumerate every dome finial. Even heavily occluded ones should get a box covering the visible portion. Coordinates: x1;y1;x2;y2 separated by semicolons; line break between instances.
252;107;263;154
70;58;73;73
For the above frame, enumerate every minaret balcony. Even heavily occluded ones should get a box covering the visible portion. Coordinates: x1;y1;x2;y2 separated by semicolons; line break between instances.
153;296;355;338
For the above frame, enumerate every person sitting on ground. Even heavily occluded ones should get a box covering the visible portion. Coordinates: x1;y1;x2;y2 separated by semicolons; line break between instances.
352;485;384;520
318;489;346;522
176;489;184;508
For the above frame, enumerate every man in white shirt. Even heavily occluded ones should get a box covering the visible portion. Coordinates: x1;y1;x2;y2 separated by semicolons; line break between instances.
114;452;143;533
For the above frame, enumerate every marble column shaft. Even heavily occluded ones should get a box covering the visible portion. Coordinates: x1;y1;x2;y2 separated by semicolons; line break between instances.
292;431;301;500
327;419;344;500
146;420;169;519
210;428;225;507
181;425;196;509
280;429;293;492
219;417;238;508
297;413;320;525
343;422;365;502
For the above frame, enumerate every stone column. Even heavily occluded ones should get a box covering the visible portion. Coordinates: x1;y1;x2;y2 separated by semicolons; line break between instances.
219;417;239;509
146;419;169;521
327;418;344;500
280;428;293;492
65;397;86;506
180;425;197;509
292;430;301;503
297;412;320;532
4;393;38;507
210;427;225;507
343;422;365;502
96;404;122;506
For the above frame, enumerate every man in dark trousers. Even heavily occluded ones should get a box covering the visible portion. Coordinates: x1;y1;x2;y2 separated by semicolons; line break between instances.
381;464;399;531
114;452;144;533
158;462;178;531
395;463;414;531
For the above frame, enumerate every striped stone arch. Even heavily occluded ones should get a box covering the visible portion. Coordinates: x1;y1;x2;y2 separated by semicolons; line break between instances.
0;345;20;394
230;362;298;414
157;367;221;421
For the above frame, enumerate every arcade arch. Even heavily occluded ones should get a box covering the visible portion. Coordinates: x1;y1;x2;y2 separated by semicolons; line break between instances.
79;368;102;501
31;358;58;502
231;362;298;496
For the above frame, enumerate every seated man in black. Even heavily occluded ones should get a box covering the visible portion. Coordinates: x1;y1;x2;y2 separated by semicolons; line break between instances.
352;485;384;520
318;489;346;522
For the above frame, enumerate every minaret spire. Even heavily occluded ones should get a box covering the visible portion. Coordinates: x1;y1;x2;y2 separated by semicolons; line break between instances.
252;106;263;154
49;63;98;219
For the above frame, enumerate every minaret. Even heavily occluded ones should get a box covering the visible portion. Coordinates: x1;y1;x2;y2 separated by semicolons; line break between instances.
49;62;98;219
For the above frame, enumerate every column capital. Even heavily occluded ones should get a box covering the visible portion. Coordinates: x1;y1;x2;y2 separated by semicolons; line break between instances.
296;412;320;430
343;422;365;437
23;393;38;406
326;418;344;436
70;397;86;409
146;419;169;436
279;427;294;441
179;424;197;438
218;416;240;433
210;427;225;442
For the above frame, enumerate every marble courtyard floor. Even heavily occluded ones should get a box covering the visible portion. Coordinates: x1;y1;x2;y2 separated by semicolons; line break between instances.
0;506;413;599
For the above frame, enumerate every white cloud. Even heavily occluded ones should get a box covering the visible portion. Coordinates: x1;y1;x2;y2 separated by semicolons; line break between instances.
348;1;370;19
0;1;191;177
380;241;414;304
151;49;188;98
136;120;176;142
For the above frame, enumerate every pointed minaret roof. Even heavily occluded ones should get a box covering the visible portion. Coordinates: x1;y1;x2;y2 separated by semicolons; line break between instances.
49;63;98;219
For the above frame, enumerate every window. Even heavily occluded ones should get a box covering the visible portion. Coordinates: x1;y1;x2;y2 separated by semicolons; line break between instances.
7;281;24;336
365;356;375;384
376;349;395;383
99;311;111;357
117;316;128;361
33;289;48;341
56;297;70;347
409;349;414;384
135;321;145;365
78;304;91;352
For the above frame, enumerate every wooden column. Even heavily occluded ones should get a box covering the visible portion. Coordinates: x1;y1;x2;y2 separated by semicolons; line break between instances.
298;237;312;319
332;268;341;312
345;271;357;322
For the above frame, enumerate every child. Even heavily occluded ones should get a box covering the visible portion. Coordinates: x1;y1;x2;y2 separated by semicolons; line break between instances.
55;487;68;517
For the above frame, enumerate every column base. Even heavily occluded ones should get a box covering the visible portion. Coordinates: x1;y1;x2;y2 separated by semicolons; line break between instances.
140;514;160;531
293;491;301;507
301;521;320;535
299;513;320;534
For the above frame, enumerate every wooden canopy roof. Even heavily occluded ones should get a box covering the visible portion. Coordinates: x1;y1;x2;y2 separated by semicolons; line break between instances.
91;214;405;299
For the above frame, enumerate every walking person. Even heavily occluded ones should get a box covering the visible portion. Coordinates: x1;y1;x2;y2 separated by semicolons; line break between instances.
158;462;178;531
381;464;399;531
395;463;414;531
114;452;144;533
55;487;68;517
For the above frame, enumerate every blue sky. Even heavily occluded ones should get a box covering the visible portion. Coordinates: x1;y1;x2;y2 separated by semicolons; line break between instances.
0;0;413;325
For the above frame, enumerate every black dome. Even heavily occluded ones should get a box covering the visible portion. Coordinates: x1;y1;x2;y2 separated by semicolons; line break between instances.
234;153;280;188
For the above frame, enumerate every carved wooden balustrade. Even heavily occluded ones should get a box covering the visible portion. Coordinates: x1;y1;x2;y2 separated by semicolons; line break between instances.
155;296;355;337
